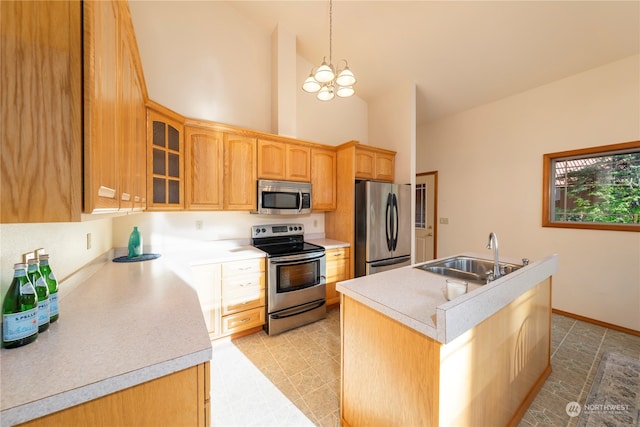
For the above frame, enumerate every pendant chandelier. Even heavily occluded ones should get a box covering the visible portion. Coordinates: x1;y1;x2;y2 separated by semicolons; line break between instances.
302;0;356;101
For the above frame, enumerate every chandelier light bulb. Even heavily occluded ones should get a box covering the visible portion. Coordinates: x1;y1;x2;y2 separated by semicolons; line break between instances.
314;58;335;83
302;74;321;93
336;85;354;98
336;66;356;87
317;85;335;101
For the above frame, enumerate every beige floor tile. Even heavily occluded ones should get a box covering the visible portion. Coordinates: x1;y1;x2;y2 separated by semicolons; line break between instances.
210;308;637;427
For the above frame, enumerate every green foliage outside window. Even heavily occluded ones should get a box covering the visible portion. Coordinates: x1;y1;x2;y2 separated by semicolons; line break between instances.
552;151;640;225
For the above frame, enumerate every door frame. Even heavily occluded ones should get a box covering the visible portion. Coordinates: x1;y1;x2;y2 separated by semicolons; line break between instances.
416;171;438;260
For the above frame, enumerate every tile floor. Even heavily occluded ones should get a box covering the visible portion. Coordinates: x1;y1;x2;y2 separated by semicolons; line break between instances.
211;308;640;427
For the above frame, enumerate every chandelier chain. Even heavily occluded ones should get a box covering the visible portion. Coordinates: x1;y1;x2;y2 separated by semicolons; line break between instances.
301;0;355;100
329;0;333;65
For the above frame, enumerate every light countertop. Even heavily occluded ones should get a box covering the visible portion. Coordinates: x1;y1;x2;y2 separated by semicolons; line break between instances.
0;240;267;427
305;237;350;250
337;252;558;344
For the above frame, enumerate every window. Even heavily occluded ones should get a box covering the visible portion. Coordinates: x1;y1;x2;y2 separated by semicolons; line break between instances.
415;183;426;228
542;141;640;231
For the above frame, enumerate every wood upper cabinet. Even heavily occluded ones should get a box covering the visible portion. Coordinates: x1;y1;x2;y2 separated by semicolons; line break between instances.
224;133;257;210
118;26;147;211
311;147;337;211
1;0;83;223
147;105;184;210
184;126;224;210
355;146;395;182
257;139;286;179
257;139;311;182
84;0;147;214
287;144;311;181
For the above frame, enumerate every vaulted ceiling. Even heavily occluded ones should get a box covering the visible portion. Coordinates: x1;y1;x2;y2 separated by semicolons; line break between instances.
227;1;640;125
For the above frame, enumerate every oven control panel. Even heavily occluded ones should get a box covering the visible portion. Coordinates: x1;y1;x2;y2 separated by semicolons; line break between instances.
252;223;304;238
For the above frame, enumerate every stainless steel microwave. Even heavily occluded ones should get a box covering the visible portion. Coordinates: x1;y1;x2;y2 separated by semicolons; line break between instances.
255;180;312;215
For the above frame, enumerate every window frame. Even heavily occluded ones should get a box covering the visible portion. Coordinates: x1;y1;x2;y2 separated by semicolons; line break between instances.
542;140;640;232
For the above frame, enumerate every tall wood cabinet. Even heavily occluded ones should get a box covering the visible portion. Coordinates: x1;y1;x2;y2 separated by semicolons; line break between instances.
84;0;147;214
1;0;83;223
311;148;337;211
224;133;257;210
325;141;396;278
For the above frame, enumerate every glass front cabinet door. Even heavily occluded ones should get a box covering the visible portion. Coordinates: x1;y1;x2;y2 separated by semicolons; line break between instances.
147;107;184;210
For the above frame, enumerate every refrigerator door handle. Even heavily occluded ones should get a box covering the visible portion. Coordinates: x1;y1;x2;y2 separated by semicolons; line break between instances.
392;193;399;251
385;193;393;251
369;255;411;268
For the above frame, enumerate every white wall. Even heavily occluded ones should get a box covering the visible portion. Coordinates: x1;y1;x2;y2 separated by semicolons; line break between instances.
111;211;325;252
417;55;640;330
368;81;416;185
129;1;272;132
129;0;369;146
0;218;113;296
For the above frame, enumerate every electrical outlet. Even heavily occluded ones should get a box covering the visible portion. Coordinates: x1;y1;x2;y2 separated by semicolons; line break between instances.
34;248;45;259
86;232;92;250
439;218;449;225
195;220;203;230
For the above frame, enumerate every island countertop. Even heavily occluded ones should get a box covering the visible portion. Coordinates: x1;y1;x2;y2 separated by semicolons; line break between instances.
336;252;558;344
0;251;219;427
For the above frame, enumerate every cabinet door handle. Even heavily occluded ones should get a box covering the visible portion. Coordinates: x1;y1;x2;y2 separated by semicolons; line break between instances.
121;192;131;201
98;186;116;199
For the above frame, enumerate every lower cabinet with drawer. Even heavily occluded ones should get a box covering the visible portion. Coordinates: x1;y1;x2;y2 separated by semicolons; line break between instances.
220;258;265;336
325;247;350;307
192;257;266;340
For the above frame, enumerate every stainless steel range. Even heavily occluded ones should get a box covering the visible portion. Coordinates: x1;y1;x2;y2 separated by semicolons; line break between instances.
251;224;326;335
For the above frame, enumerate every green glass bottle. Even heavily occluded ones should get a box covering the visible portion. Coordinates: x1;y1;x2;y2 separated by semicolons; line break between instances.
39;254;59;322
27;258;50;333
2;263;39;348
128;226;143;258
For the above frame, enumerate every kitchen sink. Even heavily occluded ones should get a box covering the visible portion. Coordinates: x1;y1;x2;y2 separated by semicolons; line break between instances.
415;256;523;284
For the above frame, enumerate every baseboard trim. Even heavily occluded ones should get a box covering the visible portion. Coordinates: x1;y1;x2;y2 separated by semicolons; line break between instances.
552;309;640;337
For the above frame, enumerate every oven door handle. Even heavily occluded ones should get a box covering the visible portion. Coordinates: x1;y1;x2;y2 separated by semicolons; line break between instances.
269;253;325;264
270;300;326;320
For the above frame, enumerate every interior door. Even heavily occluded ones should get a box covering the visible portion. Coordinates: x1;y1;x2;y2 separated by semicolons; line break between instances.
415;172;437;263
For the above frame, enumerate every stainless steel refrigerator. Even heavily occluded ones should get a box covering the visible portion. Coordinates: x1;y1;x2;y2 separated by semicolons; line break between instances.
355;180;412;277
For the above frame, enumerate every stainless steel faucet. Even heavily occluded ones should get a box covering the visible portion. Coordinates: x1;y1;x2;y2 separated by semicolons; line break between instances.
486;232;500;280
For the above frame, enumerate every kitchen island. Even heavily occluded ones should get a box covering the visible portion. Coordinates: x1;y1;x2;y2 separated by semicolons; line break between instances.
337;252;558;427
